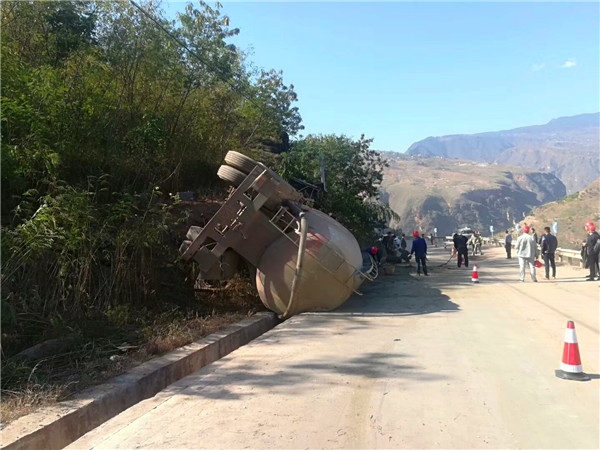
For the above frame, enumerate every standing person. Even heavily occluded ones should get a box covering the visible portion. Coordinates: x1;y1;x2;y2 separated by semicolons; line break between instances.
393;234;401;250
540;226;558;280
399;233;407;252
452;233;469;268
386;234;398;258
580;243;588;271
504;230;513;259
381;231;394;259
409;231;428;276
474;232;483;255
582;221;600;281
531;227;540;247
515;225;538;282
398;233;410;263
467;232;482;255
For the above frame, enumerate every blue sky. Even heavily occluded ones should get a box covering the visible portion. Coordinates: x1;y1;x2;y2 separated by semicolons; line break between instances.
164;1;599;152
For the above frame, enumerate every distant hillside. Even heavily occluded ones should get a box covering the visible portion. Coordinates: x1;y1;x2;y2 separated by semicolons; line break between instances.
379;153;566;237
405;113;600;193
518;179;600;250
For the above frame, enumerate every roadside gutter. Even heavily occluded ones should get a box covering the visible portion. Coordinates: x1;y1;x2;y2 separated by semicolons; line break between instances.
1;312;279;450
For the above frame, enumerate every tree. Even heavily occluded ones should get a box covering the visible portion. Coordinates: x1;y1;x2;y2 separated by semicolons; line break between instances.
281;134;397;238
1;0;308;341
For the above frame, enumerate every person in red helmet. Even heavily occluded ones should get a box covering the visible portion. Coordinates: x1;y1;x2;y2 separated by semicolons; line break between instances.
515;224;539;282
409;231;428;276
364;245;381;265
582;221;600;281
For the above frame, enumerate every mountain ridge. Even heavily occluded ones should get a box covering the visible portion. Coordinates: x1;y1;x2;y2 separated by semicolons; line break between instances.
404;112;599;193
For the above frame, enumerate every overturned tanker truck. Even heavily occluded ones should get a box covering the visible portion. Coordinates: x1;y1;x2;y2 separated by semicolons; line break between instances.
179;151;377;319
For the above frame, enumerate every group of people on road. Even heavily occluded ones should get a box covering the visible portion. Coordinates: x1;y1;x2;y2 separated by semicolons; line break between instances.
467;232;483;256
503;221;599;282
366;230;429;275
450;230;486;269
368;221;600;283
365;231;411;266
382;231;410;263
514;225;541;282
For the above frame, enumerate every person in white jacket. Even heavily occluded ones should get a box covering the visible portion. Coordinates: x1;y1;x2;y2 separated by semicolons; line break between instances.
515;225;539;282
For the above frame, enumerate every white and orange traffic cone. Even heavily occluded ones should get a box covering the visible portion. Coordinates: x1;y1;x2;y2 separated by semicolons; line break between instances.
555;321;590;381
471;264;479;283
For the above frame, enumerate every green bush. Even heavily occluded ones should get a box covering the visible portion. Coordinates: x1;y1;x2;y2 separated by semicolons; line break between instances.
281;134;398;239
1;181;182;352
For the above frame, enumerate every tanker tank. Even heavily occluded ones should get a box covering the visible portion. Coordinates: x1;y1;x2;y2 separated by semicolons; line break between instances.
179;151;376;318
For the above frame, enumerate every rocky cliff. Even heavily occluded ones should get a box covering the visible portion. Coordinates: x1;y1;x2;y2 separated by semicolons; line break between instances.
380;154;567;236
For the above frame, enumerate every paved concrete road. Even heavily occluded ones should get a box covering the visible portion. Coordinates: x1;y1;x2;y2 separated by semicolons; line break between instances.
69;246;599;449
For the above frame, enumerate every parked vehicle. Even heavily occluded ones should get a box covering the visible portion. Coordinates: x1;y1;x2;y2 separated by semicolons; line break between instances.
179;152;375;318
457;227;474;239
444;227;474;250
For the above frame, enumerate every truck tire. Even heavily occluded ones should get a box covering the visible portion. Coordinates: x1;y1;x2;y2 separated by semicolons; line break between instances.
224;151;290;187
217;165;247;187
224;151;258;174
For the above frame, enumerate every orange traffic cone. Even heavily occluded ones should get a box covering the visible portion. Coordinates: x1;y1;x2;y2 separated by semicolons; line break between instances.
471;264;479;283
555;321;590;381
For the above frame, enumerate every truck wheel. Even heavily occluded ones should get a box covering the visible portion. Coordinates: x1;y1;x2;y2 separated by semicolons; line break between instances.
224;151;258;174
225;151;289;187
217;165;247;187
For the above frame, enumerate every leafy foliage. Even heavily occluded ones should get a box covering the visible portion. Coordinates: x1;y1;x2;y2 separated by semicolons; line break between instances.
281;134;397;238
1;181;180;342
1;0;303;352
1;1;303;211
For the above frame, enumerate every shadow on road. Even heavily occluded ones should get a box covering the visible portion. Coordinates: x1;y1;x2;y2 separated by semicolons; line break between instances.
331;269;460;316
172;348;448;401
163;261;459;400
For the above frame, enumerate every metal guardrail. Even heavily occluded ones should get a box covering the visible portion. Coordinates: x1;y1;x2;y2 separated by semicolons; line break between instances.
440;239;584;267
556;248;583;267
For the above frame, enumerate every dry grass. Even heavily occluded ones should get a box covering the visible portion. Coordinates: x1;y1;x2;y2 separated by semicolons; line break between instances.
0;312;247;426
1;385;66;425
142;312;247;356
0;275;263;427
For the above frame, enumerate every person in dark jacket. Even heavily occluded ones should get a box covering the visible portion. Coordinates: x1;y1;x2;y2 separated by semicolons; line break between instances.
381;231;394;259
531;227;540;247
399;233;407;251
453;233;469;268
409;231;428;276
397;233;410;263
582;221;600;281
504;230;513;259
540;226;558;280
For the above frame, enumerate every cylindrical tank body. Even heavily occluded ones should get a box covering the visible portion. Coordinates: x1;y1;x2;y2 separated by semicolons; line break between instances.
256;208;365;316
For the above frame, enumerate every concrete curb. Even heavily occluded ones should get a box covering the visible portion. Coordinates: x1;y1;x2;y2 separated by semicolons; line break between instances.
1;312;279;450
